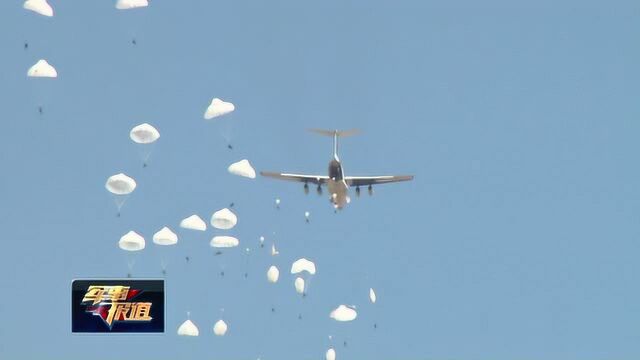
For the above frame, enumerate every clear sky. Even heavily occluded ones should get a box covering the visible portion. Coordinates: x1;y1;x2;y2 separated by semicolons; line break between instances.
0;1;639;359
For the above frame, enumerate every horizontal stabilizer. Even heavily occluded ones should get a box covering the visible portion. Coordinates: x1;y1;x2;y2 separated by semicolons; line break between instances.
308;128;361;137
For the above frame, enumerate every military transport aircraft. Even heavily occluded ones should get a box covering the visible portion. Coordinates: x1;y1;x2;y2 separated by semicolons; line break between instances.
261;129;414;209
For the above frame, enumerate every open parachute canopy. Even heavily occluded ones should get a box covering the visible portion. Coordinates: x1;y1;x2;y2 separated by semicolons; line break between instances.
180;214;207;231
116;0;149;10
204;98;235;119
23;0;53;17
370;288;377;304
210;236;239;248
119;231;145;251
177;319;199;336
267;265;280;283
27;59;57;78
330;305;357;322
291;258;317;275
213;319;228;336
105;173;137;195
326;348;336;360
211;208;237;230
153;227;178;246
130;123;160;144
228;159;256;179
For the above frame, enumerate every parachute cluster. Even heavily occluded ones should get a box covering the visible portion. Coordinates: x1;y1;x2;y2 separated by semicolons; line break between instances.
24;2;381;358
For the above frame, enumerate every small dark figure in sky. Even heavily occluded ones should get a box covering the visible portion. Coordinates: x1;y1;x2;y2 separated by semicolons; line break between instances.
229;202;234;208
38;106;43;115
161;269;167;275
127;272;132;278
220;271;225;277
132;38;137;45
185;256;190;262
227;144;233;150
24;42;28;50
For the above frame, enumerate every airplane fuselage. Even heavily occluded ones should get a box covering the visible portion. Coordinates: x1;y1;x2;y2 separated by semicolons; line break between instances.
260;128;413;210
327;157;350;209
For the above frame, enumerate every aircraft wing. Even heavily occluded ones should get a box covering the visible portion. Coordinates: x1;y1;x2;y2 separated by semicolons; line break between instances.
345;175;414;186
260;171;329;185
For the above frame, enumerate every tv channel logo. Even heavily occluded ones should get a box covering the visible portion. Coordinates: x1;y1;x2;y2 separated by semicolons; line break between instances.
72;279;164;333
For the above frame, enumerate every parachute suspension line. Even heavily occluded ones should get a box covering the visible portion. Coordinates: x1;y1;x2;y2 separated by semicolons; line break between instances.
114;195;127;212
126;256;136;278
139;142;155;168
127;257;136;270
220;117;234;148
243;248;251;279
217;256;226;277
160;259;167;275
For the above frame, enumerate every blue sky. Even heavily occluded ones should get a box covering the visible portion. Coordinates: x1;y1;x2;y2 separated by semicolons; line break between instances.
0;0;639;359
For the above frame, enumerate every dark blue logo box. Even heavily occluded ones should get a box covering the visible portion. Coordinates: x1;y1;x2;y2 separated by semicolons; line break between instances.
72;279;164;333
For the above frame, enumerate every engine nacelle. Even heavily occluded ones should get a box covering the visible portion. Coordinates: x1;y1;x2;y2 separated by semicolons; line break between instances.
355;186;361;197
303;183;309;195
317;185;323;195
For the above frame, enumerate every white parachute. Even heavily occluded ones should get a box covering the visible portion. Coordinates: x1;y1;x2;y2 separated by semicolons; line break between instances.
27;59;57;78
180;214;206;231
210;236;239;248
291;258;316;275
105;173;137;195
204;98;235;119
228;159;256;179
271;243;279;256
130;123;160;144
211;208;237;230
119;231;145;251
105;173;136;215
153;227;178;246
267;265;279;283
129;123;160;166
213;319;228;336
330;305;357;322
326;348;336;360
177;319;199;336
23;0;53;17
115;0;149;9
369;288;377;304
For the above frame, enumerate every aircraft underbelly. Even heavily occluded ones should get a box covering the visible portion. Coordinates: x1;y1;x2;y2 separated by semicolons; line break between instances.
328;179;349;208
